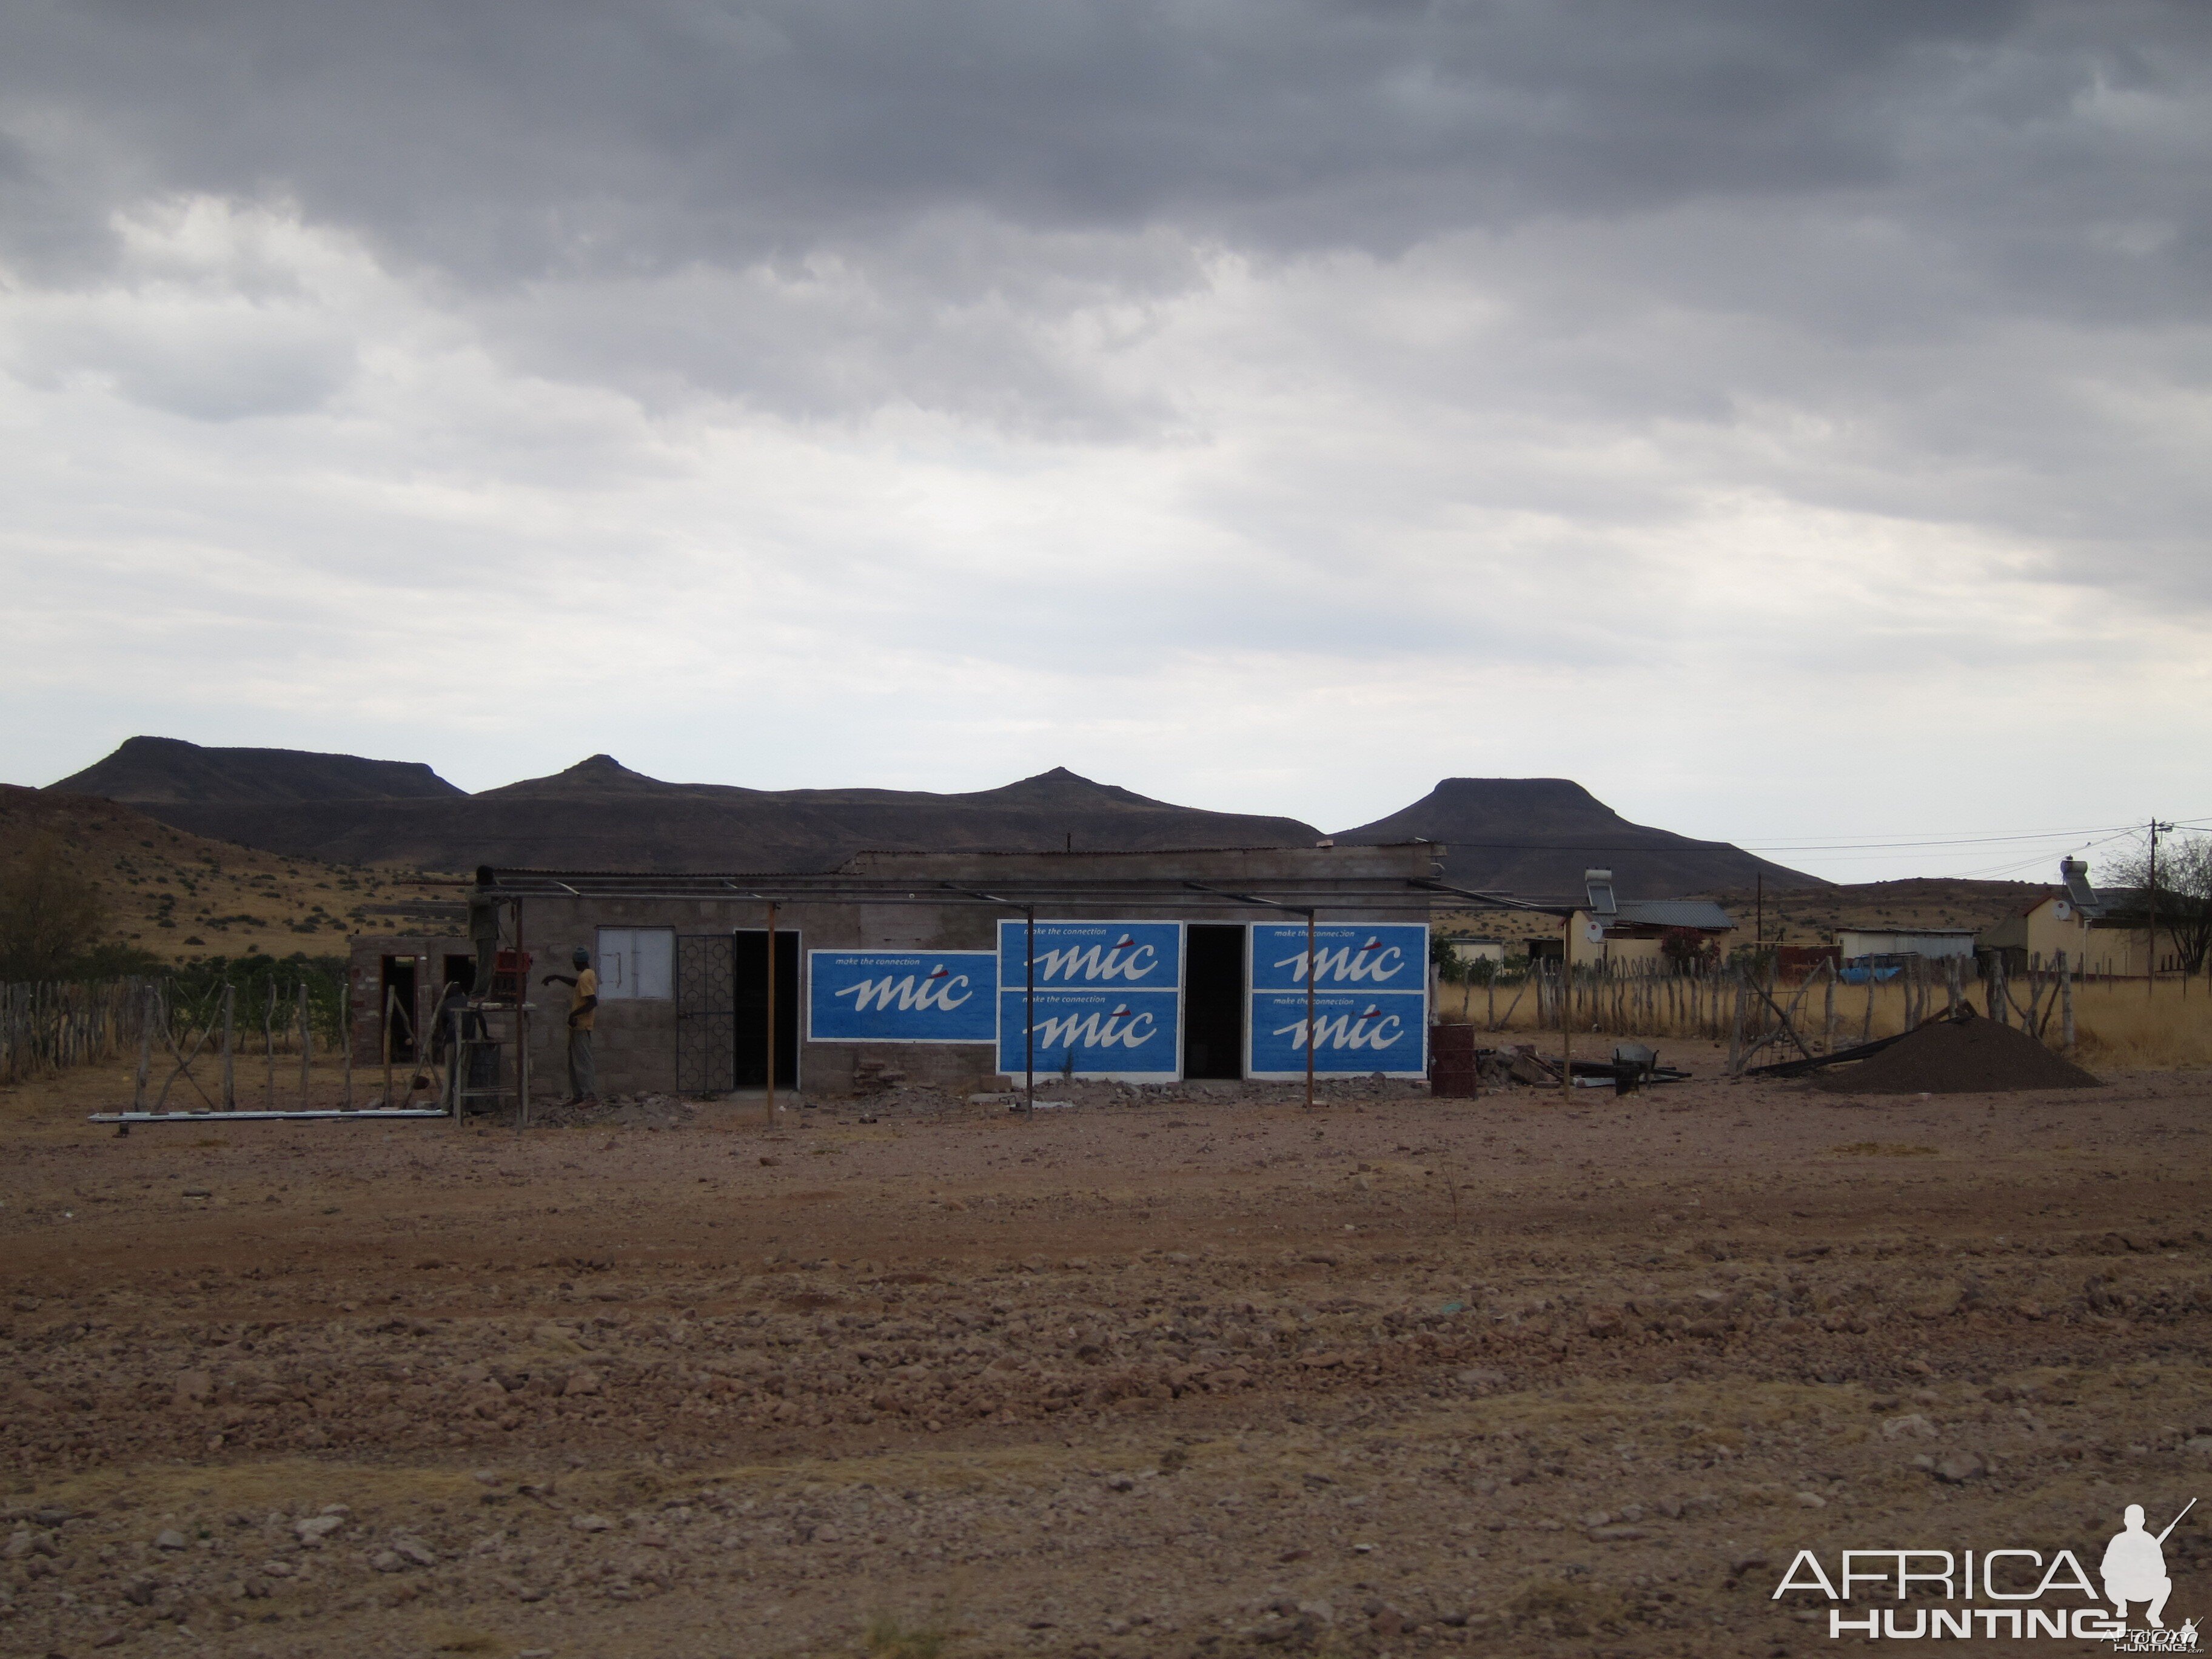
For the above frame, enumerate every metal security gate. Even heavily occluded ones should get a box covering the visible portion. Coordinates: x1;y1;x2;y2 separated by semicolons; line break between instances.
675;934;735;1093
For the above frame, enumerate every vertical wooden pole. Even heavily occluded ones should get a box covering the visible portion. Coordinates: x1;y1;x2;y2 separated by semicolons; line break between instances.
514;900;529;1129
2147;820;2159;998
383;982;396;1110
1305;909;1316;1110
1822;962;1835;1054
2060;950;2076;1051
343;973;354;1110
265;980;277;1108
1560;914;1572;1100
765;902;779;1127
1024;908;1036;1114
298;980;312;1105
133;984;153;1111
220;984;235;1109
1727;967;1747;1074
1990;953;2006;1026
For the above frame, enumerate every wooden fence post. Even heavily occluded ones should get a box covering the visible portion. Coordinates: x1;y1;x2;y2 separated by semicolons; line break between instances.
1726;968;1748;1074
133;984;153;1110
2060;950;2076;1051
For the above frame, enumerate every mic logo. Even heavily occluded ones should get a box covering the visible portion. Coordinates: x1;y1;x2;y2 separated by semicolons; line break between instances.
1274;1005;1404;1051
1028;1005;1158;1050
1273;938;1407;985
1031;937;1158;983
834;965;974;1013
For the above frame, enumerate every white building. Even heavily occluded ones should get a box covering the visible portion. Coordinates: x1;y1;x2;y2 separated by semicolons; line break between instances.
1836;928;1977;962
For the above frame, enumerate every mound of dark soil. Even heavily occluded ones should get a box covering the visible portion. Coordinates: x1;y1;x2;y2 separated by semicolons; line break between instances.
1814;1011;2100;1094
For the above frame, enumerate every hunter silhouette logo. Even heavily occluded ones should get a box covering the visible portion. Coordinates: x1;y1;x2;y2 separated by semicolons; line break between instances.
1772;1497;2197;1644
2105;1501;2188;1629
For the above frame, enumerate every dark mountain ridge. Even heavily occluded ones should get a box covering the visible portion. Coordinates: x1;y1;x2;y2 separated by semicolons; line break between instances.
1333;777;1819;896
46;741;1321;874
44;740;1821;893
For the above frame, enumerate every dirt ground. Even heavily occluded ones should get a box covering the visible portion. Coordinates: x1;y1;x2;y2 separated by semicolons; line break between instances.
2;1044;2209;1659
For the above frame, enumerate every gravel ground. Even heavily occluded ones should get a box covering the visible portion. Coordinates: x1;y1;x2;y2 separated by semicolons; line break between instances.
1;1044;2208;1657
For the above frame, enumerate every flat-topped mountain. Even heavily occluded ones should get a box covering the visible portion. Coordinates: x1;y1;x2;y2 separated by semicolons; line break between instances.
44;742;1322;874
1333;777;1819;896
52;736;463;806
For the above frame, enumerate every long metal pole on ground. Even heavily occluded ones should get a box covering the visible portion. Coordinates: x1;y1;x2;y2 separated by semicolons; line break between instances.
765;902;778;1127
1305;908;1316;1110
1024;907;1035;1114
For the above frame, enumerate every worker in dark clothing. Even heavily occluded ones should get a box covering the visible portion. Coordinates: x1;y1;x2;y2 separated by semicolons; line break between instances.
468;888;504;997
540;948;599;1104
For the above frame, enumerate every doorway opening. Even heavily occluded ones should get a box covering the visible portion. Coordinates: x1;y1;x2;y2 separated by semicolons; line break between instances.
731;929;800;1089
1184;923;1246;1079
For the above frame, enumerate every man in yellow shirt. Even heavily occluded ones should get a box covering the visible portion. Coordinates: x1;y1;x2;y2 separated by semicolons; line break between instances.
540;947;600;1105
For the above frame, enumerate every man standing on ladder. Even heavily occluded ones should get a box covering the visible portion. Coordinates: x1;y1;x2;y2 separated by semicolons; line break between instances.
540;948;600;1105
468;883;505;997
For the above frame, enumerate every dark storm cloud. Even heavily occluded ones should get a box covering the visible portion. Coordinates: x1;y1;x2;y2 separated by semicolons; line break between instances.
5;0;2164;282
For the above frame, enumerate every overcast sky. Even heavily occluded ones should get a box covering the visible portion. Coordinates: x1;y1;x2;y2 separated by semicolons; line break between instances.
5;2;2209;882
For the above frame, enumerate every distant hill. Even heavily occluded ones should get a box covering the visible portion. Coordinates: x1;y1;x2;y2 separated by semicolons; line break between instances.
0;784;448;964
52;736;463;806
45;743;1324;874
1333;777;1822;896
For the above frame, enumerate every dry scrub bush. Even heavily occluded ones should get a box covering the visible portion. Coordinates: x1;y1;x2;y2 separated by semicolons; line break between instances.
863;1610;953;1658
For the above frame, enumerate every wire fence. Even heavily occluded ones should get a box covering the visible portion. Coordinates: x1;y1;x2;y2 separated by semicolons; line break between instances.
0;978;156;1085
0;967;347;1087
1432;950;2205;1071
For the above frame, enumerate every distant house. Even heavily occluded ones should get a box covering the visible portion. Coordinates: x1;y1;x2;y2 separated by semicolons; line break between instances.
1977;894;2095;974
1836;927;1977;963
1978;859;2174;978
1564;897;1734;968
1439;934;1509;967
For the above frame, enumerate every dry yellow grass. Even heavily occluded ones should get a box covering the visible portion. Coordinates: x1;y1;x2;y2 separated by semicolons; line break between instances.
1436;967;2212;1068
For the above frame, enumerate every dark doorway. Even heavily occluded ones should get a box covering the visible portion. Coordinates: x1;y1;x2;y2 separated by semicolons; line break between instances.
1184;924;1246;1079
732;929;800;1089
378;955;418;1064
442;954;474;991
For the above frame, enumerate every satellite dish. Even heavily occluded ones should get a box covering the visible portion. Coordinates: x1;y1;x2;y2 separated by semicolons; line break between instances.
2053;899;2071;920
1583;920;1606;945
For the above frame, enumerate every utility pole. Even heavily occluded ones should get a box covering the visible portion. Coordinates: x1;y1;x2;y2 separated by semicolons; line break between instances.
2148;820;2174;996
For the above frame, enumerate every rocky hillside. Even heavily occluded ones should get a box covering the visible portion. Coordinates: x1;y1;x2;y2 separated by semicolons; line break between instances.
0;786;449;964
